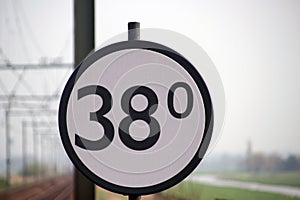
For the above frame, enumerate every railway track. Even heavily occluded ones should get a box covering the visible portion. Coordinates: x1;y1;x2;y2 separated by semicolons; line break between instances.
0;175;73;200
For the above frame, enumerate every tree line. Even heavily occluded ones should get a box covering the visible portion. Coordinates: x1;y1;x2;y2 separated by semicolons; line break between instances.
245;153;300;172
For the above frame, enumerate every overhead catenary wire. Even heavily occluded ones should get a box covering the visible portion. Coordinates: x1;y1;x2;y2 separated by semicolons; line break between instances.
40;67;72;108
0;78;9;94
0;48;12;66
11;0;32;63
0;63;72;70
0;0;73;189
10;69;29;95
17;0;46;57
56;31;72;61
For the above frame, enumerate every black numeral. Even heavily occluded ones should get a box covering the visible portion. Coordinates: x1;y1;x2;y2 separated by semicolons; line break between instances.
75;85;114;150
75;82;193;151
168;82;193;119
119;86;160;151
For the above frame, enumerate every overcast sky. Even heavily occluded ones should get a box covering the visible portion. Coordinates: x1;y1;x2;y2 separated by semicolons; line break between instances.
0;0;300;156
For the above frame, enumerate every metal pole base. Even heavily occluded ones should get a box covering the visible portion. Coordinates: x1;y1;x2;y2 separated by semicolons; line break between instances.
129;195;141;200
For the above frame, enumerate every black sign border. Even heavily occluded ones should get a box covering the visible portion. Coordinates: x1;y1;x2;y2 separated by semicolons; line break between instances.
59;40;214;195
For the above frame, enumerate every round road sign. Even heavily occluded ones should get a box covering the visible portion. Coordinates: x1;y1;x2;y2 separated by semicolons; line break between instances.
59;40;213;195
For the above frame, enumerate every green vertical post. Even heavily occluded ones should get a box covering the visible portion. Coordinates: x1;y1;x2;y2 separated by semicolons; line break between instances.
74;0;95;199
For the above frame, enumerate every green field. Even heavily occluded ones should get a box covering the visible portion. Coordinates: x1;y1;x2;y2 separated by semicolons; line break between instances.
0;179;7;191
216;171;300;187
162;181;300;200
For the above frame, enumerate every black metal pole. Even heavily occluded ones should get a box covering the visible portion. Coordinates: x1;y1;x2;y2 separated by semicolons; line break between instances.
128;21;141;200
129;194;141;200
74;0;95;199
128;22;140;40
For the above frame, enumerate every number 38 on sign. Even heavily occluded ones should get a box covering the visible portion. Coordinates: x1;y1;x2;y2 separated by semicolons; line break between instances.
59;40;213;195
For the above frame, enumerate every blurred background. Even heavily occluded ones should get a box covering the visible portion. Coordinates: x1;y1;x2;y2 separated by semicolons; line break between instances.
0;0;300;200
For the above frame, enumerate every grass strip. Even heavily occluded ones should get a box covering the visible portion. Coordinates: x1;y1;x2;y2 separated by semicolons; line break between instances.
162;181;300;200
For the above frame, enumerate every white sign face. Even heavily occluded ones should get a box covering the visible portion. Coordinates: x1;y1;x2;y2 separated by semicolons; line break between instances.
59;41;213;195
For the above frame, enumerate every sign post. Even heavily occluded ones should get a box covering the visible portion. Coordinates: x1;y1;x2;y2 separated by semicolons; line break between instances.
127;22;141;200
59;22;213;197
74;0;95;199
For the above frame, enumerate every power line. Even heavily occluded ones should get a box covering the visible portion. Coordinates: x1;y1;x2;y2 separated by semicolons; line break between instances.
0;63;72;70
17;0;46;56
57;31;72;59
0;78;9;94
0;94;60;101
0;46;36;96
11;0;31;62
0;48;12;66
9;109;57;116
40;67;72;108
10;68;28;96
